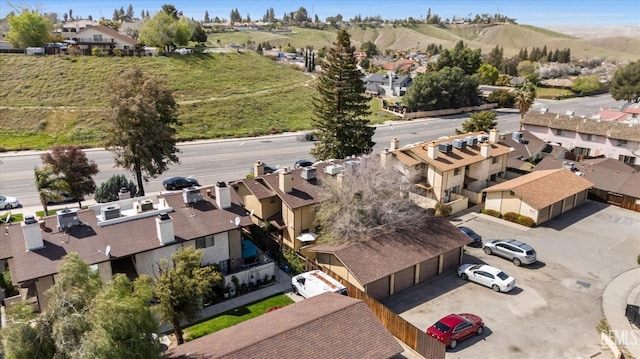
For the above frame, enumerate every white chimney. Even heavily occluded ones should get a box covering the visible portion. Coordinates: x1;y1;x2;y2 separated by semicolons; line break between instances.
279;168;293;193
254;161;265;176
489;128;499;143
380;148;393;168
390;137;399;151
118;187;131;200
480;143;491;158
215;181;231;209
22;216;44;251
427;142;438;160
156;213;175;245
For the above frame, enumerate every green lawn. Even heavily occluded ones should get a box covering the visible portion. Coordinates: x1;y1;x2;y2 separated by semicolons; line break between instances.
184;294;294;342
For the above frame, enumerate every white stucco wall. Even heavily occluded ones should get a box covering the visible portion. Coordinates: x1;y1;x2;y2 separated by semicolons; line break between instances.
134;243;184;277
200;232;230;266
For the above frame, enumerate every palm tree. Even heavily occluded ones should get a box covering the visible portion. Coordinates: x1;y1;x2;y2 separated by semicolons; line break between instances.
514;82;537;129
34;165;67;217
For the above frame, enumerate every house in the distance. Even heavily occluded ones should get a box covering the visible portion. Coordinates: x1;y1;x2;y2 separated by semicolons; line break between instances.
365;72;413;97
71;25;139;55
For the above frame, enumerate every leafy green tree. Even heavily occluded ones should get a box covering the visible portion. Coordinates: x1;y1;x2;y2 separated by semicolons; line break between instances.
162;4;179;19
485;45;504;70
153;247;222;345
1;302;55;359
477;64;499;85
190;22;208;43
41;145;99;208
360;40;378;58
6;10;53;47
571;76;603;95
517;60;538;83
311;29;375;161
610;60;640;103
315;157;424;243
94;174;138;203
105;66;180;196
433;41;482;75
456;110;498;134
487;88;515;108
138;11;191;53
514;82;537;121
34;164;68;215
404;66;480;111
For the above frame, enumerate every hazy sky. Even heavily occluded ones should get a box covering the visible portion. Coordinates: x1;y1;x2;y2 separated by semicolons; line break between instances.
1;0;639;27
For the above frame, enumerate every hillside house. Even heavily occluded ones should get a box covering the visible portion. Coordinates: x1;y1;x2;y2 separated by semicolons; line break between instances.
365;72;413;97
0;184;275;312
71;25;139;55
521;111;640;167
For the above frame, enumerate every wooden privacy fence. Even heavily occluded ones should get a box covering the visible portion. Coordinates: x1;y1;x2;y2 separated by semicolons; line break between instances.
319;265;446;359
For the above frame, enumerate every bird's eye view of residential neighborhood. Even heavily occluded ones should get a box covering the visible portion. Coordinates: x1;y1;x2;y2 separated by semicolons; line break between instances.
1;0;640;358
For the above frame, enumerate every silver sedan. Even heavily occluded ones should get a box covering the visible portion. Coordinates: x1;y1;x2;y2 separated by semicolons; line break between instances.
0;195;20;210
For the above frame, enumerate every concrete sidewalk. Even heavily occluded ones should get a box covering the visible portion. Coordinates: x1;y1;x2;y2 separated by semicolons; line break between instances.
602;267;640;358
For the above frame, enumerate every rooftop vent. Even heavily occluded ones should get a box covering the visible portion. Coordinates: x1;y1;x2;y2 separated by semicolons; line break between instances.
301;166;317;181
101;204;121;220
477;135;489;143
512;131;524;143
135;199;154;213
324;164;343;175
183;186;202;204
452;139;466;150
57;208;81;231
438;143;452;153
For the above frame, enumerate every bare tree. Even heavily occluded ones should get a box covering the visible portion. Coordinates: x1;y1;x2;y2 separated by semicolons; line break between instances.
315;155;426;243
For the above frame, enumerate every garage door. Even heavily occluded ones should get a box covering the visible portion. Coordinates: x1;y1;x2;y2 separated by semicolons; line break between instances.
537;206;551;223
563;194;576;212
442;248;462;273
550;200;563;219
575;190;587;206
366;276;390;300
419;257;439;282
394;266;415;293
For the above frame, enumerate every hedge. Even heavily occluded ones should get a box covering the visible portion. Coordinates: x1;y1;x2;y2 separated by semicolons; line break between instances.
480;209;501;218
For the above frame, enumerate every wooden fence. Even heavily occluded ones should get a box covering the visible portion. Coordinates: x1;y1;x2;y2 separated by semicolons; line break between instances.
303;258;446;358
589;189;640;212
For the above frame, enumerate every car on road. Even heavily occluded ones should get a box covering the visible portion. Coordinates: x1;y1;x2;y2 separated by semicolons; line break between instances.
458;226;482;247
296;132;317;142
46;190;83;205
0;195;20;209
427;313;484;349
483;239;537;266
294;159;314;169
162;177;200;191
458;264;515;293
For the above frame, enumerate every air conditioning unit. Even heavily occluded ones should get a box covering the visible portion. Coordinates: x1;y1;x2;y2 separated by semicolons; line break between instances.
512;131;524;143
57;208;80;231
183;187;202;204
465;136;477;147
301;167;317;181
101;204;121;220
452;139;467;150
324;164;343;175
135;199;154;213
438;143;452;153
477;135;489;142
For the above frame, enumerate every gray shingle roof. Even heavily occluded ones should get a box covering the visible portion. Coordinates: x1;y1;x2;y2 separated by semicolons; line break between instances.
522;112;640;141
165;292;403;359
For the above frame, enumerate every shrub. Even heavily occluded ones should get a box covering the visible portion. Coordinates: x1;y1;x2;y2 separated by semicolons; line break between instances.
481;209;501;218
94;174;137;203
434;202;452;218
503;212;519;223
516;215;536;227
487;89;515;108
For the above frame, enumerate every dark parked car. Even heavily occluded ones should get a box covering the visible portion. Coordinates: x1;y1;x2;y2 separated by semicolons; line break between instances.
47;191;83;205
427;313;484;349
162;177;200;191
458;226;482;247
296;132;318;142
294;159;314;169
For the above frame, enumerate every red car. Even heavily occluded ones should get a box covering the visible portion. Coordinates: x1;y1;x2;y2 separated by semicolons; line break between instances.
426;313;484;349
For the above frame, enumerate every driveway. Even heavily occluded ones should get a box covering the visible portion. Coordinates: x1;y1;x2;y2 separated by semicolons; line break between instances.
382;201;640;358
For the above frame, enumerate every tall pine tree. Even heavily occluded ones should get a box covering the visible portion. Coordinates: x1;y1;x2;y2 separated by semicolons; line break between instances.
311;30;374;160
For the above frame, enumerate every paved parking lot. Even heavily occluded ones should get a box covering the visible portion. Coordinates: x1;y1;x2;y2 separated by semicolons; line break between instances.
382;201;640;358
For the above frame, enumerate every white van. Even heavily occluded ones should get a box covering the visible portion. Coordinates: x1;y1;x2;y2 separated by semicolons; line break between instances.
291;270;348;299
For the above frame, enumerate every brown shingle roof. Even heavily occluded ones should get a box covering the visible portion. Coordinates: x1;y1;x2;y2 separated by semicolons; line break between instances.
309;217;471;285
522;112;640;141
392;131;511;171
165;292;403;359
533;157;635;194
0;188;251;283
483;169;593;208
76;25;138;46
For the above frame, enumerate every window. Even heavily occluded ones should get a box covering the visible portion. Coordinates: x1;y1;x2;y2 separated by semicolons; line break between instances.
616;139;628;147
586;134;597;141
454;168;461;175
556;129;565;136
492;157;499;164
93;34;103;42
619;155;636;165
196;234;215;249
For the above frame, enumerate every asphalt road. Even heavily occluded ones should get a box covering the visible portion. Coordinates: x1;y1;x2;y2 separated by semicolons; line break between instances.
0;94;623;208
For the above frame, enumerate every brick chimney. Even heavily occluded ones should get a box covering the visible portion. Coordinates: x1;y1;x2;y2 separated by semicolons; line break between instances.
390;137;399;151
480;143;491;158
427;142;438;160
215;181;231;209
279;167;293;193
22;216;44;251
489;128;499;143
254;161;265;176
156;213;175;245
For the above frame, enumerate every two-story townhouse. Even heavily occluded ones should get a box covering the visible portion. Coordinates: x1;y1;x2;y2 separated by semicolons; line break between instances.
521;111;640;166
364;72;413;97
0;183;275;312
502;130;567;177
382;129;512;213
72;25;139;55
